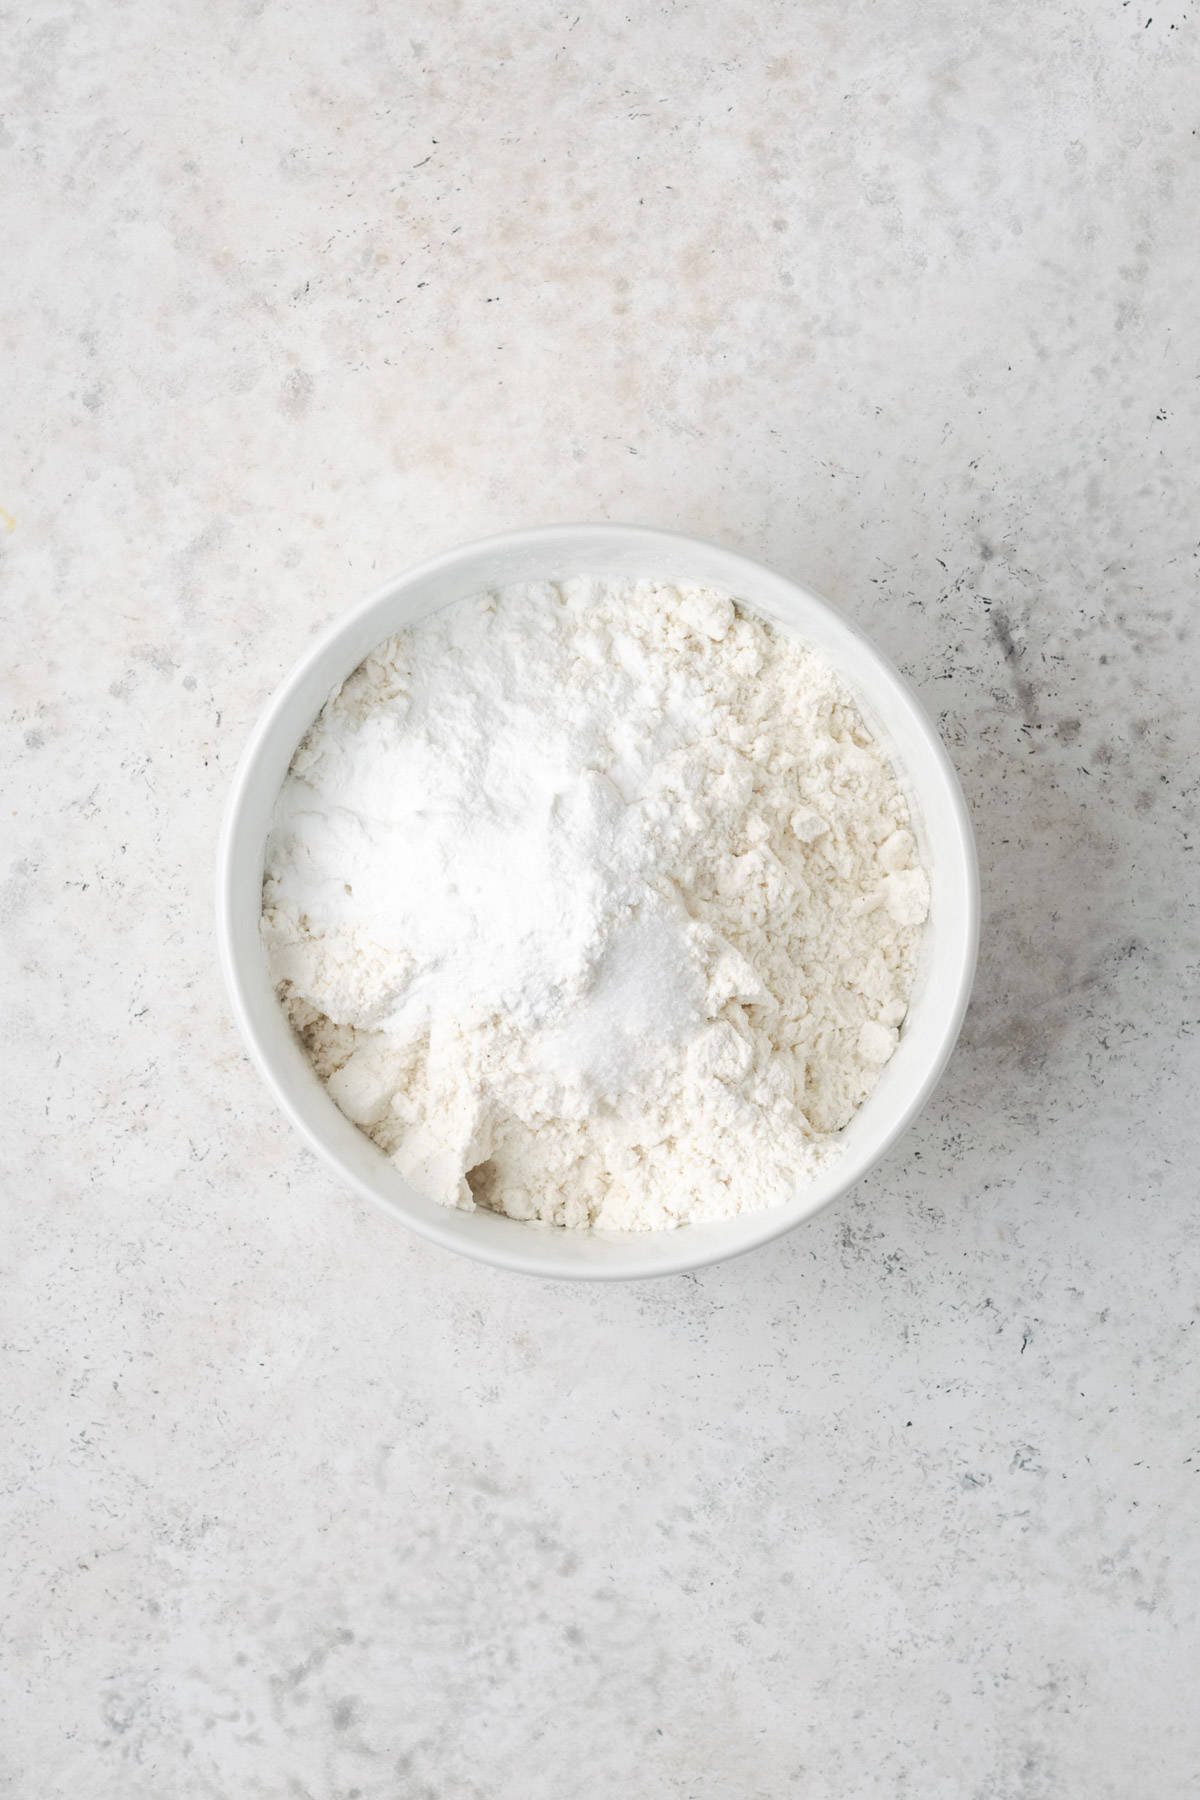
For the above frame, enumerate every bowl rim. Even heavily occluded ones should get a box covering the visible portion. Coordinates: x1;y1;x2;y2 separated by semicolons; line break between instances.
216;522;979;1280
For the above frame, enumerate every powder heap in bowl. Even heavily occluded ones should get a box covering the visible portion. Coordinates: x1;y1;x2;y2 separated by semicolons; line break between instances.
261;579;930;1231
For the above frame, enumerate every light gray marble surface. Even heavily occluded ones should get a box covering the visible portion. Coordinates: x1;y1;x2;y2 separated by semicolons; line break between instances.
4;2;1198;1795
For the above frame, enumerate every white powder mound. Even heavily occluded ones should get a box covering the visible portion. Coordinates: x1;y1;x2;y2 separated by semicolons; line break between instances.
261;578;930;1231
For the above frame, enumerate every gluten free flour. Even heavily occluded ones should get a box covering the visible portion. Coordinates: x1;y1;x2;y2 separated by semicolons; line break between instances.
262;578;930;1231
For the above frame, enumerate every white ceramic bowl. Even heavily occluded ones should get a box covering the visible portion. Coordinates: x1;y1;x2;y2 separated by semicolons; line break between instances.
217;524;978;1280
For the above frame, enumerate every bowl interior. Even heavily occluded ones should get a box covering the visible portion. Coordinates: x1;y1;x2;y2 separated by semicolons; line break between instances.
218;525;977;1279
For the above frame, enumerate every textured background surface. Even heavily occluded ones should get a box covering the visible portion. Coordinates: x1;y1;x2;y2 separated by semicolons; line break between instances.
3;1;1198;1795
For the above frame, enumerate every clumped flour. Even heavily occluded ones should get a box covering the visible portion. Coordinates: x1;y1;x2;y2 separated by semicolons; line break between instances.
262;579;929;1231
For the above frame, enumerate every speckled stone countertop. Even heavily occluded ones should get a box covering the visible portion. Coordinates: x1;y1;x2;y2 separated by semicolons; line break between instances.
4;3;1198;1795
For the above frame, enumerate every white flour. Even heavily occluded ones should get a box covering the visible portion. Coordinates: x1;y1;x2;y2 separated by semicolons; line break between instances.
261;578;929;1231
